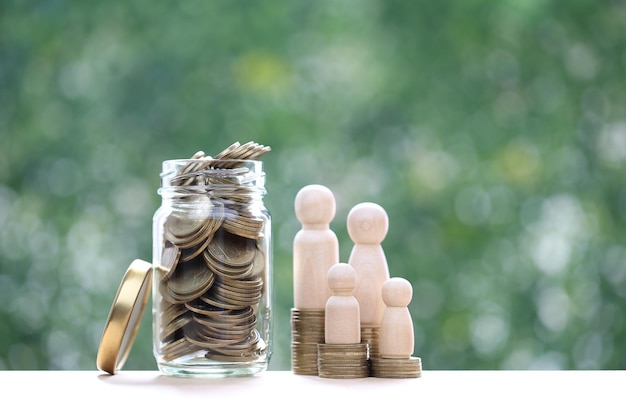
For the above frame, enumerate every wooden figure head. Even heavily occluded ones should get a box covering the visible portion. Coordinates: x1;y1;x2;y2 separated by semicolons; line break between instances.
347;202;389;245
294;184;336;226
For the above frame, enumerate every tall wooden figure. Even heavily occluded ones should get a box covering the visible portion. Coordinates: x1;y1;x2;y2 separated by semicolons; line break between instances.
293;184;339;309
291;185;339;375
347;202;390;360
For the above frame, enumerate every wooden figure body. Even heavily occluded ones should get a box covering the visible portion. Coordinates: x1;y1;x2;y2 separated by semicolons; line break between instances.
293;184;339;309
347;202;390;326
379;278;414;358
325;263;361;344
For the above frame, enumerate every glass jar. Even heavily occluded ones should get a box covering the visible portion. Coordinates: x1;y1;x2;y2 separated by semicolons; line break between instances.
152;158;272;377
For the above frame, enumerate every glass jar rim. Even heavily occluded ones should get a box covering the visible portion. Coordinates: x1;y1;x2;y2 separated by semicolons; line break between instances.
159;158;266;195
162;158;264;165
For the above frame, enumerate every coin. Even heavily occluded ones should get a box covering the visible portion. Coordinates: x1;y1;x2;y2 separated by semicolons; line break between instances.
200;293;247;310
161;301;189;324
167;257;215;301
222;216;265;239
156;240;180;281
165;211;222;249
164;215;206;247
361;325;380;359
185;298;222;316
209;142;271;169
213;142;241;160
317;343;370;379
205;351;264;362
194;313;256;330
211;281;262;302
160;337;198;362
160;312;193;341
217;281;263;302
203;254;253;279
159;279;183;305
171;151;207;186
369;356;422;378
291;308;326;375
179;236;213;263
206;229;256;267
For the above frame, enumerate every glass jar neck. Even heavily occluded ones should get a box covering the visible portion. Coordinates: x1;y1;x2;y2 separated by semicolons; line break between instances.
158;159;266;208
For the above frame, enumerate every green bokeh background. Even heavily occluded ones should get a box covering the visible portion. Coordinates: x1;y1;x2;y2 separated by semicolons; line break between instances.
1;0;625;371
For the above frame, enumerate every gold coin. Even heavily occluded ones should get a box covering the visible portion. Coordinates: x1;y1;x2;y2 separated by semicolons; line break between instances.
167;214;221;249
222;220;263;239
165;203;209;237
159;279;184;304
160;313;193;341
208;288;260;305
205;351;262;362
217;306;256;320
185;333;233;349
369;357;422;378
161;301;188;323
214;274;263;292
318;370;369;379
179;234;213;262
206;229;256;267
213;142;241;160
196;325;250;340
160;337;199;361
211;281;262;300
167;257;215;299
220;273;263;289
200;293;246;310
185;298;224;316
171;151;207;186
156;240;180;281
195;316;256;333
172;143;270;187
203;252;254;279
245;247;266;278
209;331;261;354
291;308;325;318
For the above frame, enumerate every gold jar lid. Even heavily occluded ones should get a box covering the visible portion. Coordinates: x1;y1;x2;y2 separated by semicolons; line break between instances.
97;259;153;375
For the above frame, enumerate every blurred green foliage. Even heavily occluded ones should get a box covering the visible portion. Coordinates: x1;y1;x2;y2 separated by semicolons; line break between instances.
1;0;625;371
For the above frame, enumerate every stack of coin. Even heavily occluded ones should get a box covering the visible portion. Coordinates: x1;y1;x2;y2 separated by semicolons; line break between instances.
317;343;369;379
290;308;325;375
369;356;423;378
169;142;271;186
156;142;271;364
361;325;380;375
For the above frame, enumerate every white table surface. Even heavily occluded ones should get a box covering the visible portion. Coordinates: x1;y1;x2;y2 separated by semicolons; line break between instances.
0;370;623;415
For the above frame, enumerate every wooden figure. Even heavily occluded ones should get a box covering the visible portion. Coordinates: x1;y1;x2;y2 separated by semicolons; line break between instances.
347;202;390;327
325;263;361;344
293;184;339;309
379;278;414;358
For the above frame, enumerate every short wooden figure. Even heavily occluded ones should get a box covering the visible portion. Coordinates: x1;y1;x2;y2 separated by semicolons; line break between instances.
325;263;361;344
293;184;339;309
379;278;414;358
347;202;390;327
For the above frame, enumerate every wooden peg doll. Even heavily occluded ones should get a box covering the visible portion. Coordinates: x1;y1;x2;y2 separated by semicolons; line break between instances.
379;277;414;358
293;184;339;309
347;202;390;327
325;263;361;344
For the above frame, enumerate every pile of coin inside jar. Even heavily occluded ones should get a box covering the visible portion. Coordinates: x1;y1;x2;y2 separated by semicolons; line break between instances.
156;142;271;363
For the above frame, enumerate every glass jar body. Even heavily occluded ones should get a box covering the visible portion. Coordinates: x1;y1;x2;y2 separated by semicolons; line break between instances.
152;159;272;377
